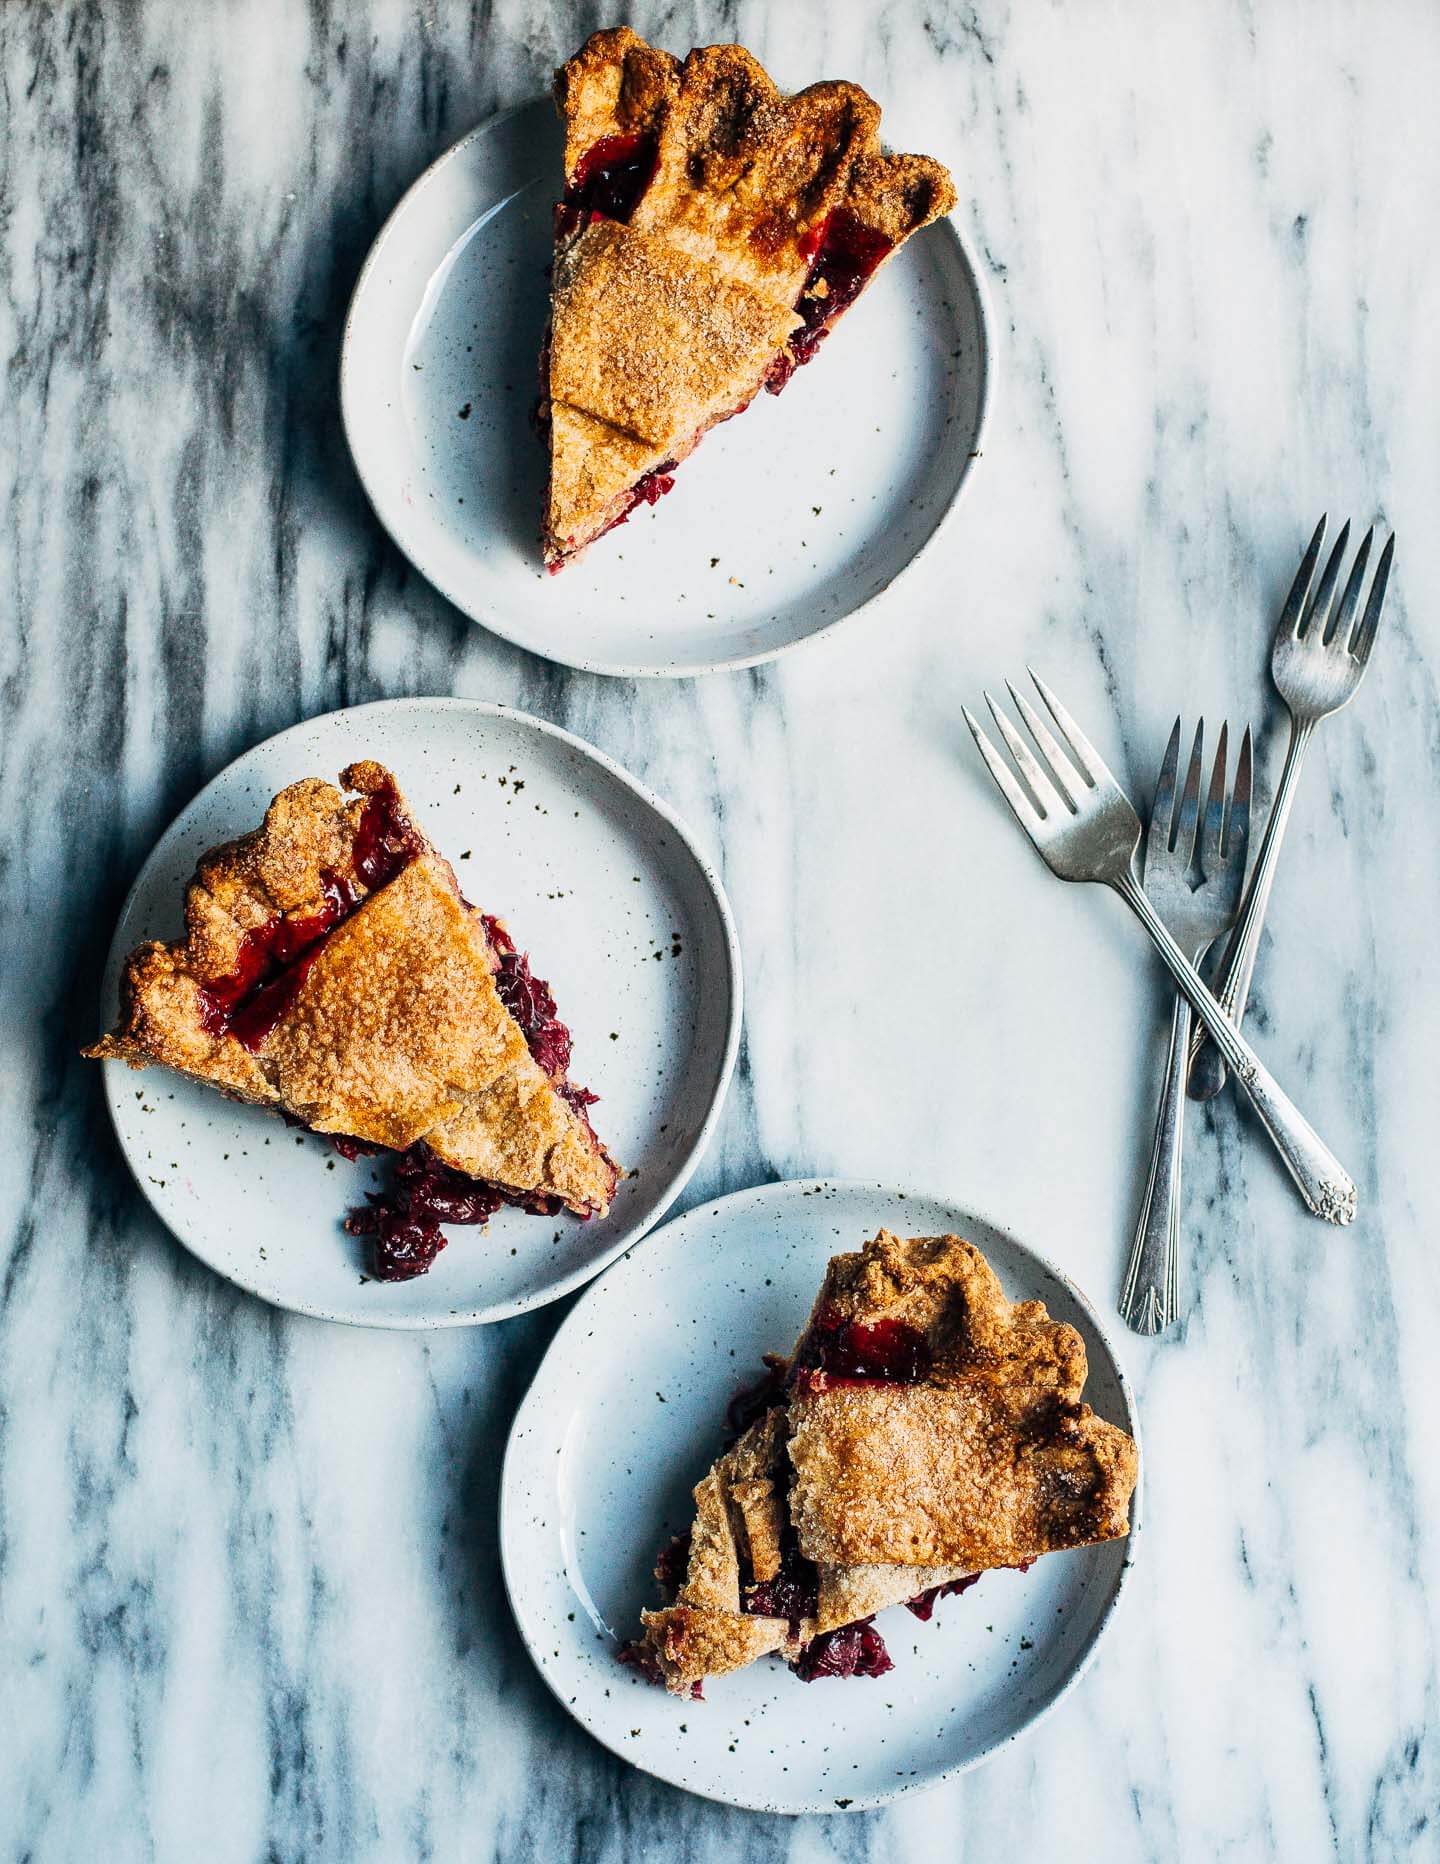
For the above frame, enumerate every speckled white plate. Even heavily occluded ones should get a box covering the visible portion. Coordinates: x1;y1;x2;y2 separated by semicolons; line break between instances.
340;98;992;677
501;1179;1140;1814
96;698;741;1329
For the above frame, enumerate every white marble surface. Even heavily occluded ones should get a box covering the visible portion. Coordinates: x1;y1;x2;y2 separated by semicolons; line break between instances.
2;1;1438;1857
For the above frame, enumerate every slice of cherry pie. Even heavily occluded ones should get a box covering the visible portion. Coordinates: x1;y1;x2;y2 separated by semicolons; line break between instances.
85;762;619;1280
539;28;958;570
626;1229;1138;1694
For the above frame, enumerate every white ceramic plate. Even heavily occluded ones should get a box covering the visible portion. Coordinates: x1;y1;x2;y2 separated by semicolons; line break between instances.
340;99;992;678
96;699;741;1329
501;1180;1141;1814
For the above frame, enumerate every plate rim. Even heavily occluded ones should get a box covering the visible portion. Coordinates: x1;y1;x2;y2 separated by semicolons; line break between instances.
339;97;996;680
499;1175;1143;1814
97;695;744;1330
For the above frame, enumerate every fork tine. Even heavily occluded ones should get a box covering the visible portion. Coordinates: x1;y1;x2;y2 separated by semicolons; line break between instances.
1176;719;1205;864
985;689;1070;816
1324;526;1372;647
1200;721;1228;874
1026;668;1110;789
1350;531;1395;666
1148;718;1182;865
1277;515;1327;641
1302;518;1351;638
1228;726;1253;870
963;705;1048;840
1005;681;1081;812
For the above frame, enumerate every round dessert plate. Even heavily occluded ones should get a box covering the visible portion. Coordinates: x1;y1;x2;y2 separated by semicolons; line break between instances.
340;98;992;678
501;1179;1140;1814
97;698;741;1329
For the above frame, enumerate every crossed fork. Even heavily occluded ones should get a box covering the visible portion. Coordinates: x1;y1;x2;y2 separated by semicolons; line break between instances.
964;519;1394;1331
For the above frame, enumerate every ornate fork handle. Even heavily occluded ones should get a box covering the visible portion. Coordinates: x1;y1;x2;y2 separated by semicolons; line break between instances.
1113;869;1357;1224
1189;715;1315;1100
1119;967;1195;1333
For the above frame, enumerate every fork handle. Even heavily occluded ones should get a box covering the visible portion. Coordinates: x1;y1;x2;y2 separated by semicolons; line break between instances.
1188;715;1315;1100
1113;869;1357;1224
1118;986;1192;1333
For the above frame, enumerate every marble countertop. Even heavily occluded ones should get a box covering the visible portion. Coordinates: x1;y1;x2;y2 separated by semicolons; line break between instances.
3;1;1438;1857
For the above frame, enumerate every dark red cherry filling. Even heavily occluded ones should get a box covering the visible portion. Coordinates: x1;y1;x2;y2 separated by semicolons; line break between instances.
345;1200;449;1282
791;1616;894;1683
596;460;677;538
345;1144;564;1283
792;1305;932;1392
547;462;678;577
619;462;677;515
792;1553;1036;1678
555;131;659;239
906;1572;982;1620
197;780;420;1053
481;914;574;1077
766;208;895;395
559;1080;601;1118
197;868;361;1050
655;1531;693;1599
794;212;894;354
329;1133;384;1162
482;915;608;1153
907;1558;1033;1620
353;780;425;888
724;1355;789;1440
744;1527;821;1634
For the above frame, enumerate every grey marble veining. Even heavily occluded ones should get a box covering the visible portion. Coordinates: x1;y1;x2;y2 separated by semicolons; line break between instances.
3;1;1440;1858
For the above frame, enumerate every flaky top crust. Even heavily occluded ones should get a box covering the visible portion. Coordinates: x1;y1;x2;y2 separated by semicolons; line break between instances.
85;763;617;1216
631;1229;1137;1693
543;28;956;561
555;29;956;295
553;25;679;176
549;220;800;452
788;1231;1138;1566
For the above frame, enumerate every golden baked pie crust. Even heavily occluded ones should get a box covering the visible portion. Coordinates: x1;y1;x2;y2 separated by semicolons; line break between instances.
542;28;958;566
85;760;617;1217
633;1230;1138;1692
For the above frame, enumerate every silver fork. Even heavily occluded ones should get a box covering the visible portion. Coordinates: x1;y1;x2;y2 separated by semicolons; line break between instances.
1118;721;1252;1334
1189;517;1395;1099
964;671;1356;1224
